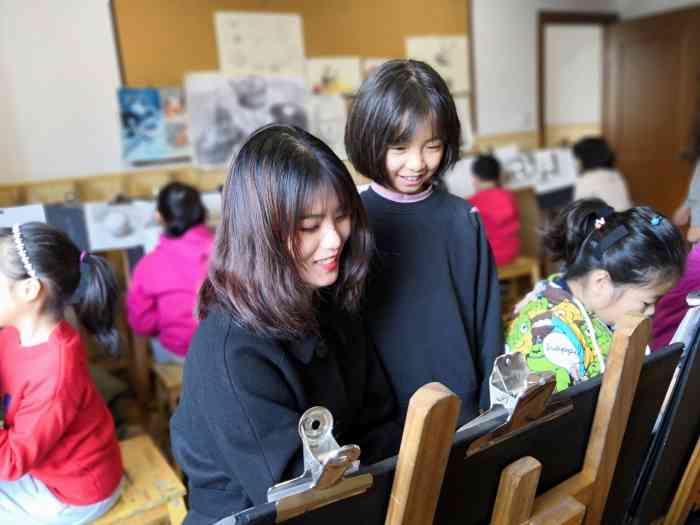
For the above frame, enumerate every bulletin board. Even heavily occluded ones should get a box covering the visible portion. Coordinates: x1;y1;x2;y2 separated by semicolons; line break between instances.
110;0;471;88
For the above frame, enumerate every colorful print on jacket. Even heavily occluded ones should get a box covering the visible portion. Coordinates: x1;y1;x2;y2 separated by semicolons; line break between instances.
505;275;612;392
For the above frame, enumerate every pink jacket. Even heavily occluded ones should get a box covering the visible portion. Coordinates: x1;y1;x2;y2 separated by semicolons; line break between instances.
126;224;214;357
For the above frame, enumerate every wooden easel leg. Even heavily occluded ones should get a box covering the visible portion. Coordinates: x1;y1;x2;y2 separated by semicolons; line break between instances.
385;382;461;525
491;456;542;525
664;436;700;525
527;496;585;525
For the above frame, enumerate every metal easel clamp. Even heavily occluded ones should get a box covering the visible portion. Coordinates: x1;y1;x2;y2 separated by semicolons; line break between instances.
267;406;361;502
458;353;565;456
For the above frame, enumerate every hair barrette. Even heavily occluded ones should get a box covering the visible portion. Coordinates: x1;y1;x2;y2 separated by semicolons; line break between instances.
11;224;37;279
595;217;606;230
650;215;662;226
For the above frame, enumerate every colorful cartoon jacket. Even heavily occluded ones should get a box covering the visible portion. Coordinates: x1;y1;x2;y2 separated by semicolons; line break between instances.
505;275;613;392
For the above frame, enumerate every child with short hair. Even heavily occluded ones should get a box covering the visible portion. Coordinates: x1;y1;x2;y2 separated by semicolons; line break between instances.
345;59;503;425
468;154;520;266
0;222;123;524
572;136;632;211
171;125;401;523
126;182;214;363
506;199;686;392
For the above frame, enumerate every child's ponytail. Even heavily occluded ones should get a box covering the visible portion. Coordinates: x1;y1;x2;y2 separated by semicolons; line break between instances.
0;222;120;353
543;198;603;270
73;253;120;353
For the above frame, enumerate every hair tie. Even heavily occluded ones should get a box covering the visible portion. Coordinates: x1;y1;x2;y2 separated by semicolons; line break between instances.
80;251;88;263
595;217;606;230
11;224;37;279
650;215;663;226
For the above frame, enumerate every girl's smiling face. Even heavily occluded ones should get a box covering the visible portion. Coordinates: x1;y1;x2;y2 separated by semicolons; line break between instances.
384;116;444;194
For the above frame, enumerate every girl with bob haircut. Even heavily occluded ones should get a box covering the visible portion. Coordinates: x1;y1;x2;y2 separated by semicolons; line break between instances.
126;181;214;363
506;198;686;392
345;59;503;426
0;222;123;524
171;124;401;523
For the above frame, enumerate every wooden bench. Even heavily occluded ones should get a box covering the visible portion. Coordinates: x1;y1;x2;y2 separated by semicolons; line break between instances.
153;362;184;414
93;435;186;525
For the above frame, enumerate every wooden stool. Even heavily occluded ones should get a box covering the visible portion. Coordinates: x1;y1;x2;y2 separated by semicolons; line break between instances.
93;435;187;525
498;255;542;312
153;362;183;414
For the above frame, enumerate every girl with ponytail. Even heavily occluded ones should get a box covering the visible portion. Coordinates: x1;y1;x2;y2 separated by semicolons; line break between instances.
0;222;122;524
506;198;687;392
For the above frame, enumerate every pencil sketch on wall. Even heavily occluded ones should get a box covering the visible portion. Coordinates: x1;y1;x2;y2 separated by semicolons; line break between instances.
84;201;161;253
214;12;305;76
405;35;470;93
308;94;348;159
186;73;309;168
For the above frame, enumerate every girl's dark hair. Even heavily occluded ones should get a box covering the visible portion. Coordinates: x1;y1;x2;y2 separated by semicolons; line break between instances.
472;154;502;183
345;59;461;186
544;198;686;286
572;137;616;171
0;223;120;352
199;124;373;339
157;182;206;237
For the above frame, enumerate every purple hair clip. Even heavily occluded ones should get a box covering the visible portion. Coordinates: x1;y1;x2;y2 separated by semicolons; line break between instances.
80;251;88;263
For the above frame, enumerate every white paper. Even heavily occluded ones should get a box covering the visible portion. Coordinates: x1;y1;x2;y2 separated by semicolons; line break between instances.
214;12;305;76
405;35;470;93
201;192;223;226
0;204;47;227
84;201;161;252
308;93;348;159
186;72;309;168
496;147;576;193
454;95;474;151
306;57;362;95
443;157;476;199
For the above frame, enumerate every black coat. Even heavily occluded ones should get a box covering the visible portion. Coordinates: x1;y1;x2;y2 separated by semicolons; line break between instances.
170;304;401;525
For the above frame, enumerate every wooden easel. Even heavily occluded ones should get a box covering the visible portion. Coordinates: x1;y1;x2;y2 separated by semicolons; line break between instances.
228;382;461;525
490;313;651;524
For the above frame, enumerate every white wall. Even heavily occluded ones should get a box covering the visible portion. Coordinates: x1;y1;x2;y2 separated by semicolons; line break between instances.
0;0;123;182
618;0;700;18
472;0;618;136
545;25;602;125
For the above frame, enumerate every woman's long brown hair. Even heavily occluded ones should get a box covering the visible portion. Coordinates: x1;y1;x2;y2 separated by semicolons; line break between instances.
199;124;373;340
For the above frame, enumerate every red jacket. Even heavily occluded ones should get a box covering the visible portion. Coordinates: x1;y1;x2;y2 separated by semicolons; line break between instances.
468;188;520;266
0;322;122;504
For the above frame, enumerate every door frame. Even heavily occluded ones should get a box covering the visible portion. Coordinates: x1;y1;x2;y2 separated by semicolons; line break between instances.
537;11;619;147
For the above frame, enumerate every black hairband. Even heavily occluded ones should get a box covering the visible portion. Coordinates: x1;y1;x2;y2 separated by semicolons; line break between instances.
593;224;630;258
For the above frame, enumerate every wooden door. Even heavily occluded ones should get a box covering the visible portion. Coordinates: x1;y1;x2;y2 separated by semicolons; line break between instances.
603;6;700;215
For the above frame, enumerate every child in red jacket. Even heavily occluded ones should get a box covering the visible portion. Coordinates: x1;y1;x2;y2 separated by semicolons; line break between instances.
468;154;520;266
0;222;123;524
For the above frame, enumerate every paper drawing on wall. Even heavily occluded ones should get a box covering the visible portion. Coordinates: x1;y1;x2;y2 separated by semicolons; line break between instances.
186;73;309;168
84;201;161;252
405;35;470;93
214;12;305;76
361;57;391;80
118;87;191;165
453;95;474;151
494;147;577;193
306;57;362;95
308;94;348;159
0;205;47;228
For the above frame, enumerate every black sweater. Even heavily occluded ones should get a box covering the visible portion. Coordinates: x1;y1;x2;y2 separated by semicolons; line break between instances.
361;187;504;425
170;304;401;524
